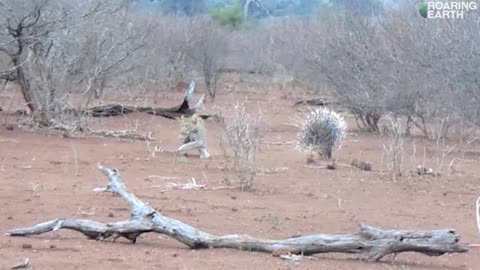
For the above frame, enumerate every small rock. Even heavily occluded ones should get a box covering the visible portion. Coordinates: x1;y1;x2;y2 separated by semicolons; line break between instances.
305;192;315;198
272;248;301;257
49;244;56;249
327;163;337;170
351;159;372;171
22;244;32;249
306;155;315;164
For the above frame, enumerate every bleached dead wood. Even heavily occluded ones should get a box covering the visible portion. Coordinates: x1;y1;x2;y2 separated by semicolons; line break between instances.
476;196;480;234
10;258;29;270
6;165;467;262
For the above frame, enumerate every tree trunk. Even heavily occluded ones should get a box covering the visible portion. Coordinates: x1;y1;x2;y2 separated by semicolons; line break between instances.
405;116;413;136
13;58;36;114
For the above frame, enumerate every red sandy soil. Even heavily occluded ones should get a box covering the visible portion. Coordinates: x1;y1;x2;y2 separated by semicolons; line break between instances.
0;87;479;269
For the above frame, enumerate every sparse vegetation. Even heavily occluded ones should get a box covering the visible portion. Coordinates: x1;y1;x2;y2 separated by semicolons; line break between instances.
1;0;480;268
2;1;478;141
0;0;145;129
382;115;404;181
278;7;480;139
221;102;263;191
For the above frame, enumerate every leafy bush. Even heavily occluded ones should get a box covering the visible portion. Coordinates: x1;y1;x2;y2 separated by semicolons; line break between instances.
209;4;245;30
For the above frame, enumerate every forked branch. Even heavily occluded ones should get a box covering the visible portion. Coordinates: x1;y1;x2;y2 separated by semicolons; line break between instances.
6;165;468;262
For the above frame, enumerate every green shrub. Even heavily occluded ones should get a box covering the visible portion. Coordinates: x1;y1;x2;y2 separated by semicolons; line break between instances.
209;5;245;30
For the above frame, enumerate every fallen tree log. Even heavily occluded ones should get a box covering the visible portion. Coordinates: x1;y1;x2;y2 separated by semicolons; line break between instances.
293;97;331;107
6;164;468;262
83;81;214;119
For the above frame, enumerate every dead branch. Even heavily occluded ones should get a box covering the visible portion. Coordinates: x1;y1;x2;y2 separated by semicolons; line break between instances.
261;140;296;145
6;164;468;262
476;195;480;235
84;81;210;119
48;119;154;141
10;258;29;270
85;128;154;142
256;167;289;175
149;178;206;192
293;97;332;107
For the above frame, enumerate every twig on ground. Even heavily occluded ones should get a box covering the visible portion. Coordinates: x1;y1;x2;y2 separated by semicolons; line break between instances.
305;163;357;170
476;196;480;235
256;167;289;175
49;119;155;141
150;178;206;192
86;128;154;141
144;175;179;181
77;207;95;216
279;254;303;261
0;139;18;143
10;258;29;269
262;141;296;145
304;165;328;169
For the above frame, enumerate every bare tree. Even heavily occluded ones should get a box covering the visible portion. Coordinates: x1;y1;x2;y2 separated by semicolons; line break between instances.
122;13;197;100
0;0;145;127
299;13;394;132
378;5;480;140
121;15;229;102
275;4;480;139
187;18;228;101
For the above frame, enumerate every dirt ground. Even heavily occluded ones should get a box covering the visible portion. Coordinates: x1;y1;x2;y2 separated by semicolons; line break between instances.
0;86;479;270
